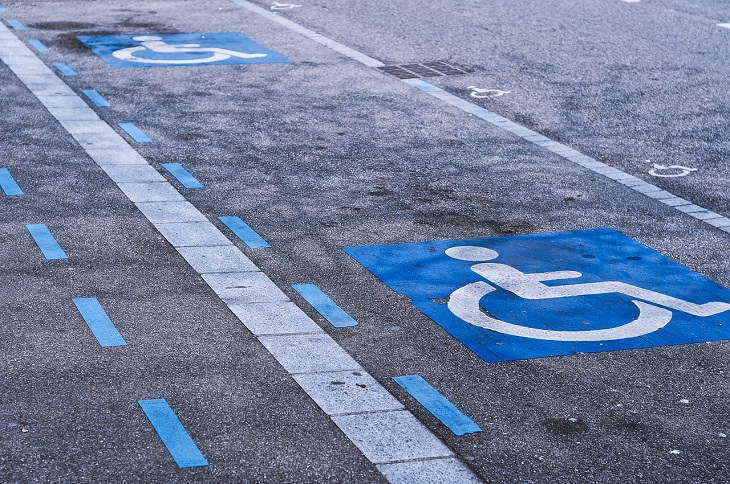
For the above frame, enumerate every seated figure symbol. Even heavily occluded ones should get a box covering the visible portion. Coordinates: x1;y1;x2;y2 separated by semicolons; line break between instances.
112;36;268;64
445;246;730;341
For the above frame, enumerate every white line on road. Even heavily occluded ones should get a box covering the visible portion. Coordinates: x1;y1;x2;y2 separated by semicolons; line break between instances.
0;22;477;484
229;0;730;236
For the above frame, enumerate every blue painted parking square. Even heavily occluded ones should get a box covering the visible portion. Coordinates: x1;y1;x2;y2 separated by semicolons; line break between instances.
345;228;730;363
76;32;291;68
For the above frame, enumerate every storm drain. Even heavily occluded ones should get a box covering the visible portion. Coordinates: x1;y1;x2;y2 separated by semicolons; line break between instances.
378;61;470;79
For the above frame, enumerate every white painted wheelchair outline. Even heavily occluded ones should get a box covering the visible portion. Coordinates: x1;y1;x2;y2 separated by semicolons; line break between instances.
445;246;730;341
112;36;268;64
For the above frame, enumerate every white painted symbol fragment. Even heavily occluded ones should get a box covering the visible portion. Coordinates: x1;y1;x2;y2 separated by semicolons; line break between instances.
648;164;697;178
271;2;301;10
444;246;730;341
718;23;730;30
112;36;267;64
468;86;511;99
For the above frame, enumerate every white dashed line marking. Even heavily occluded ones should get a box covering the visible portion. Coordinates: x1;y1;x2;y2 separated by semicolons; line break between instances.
228;0;730;236
0;22;477;483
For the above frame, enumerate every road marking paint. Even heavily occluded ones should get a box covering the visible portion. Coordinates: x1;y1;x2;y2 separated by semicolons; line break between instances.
621;0;640;3
218;215;270;249
72;298;127;347
292;283;359;328
137;399;209;468
229;0;730;236
468;86;510;98
1;23;473;481
719;23;730;30
270;2;301;10
0;5;7;13
5;19;26;30
648;164;697;178
161;162;204;189
393;375;481;436
26;223;67;260
27;39;48;53
81;89;111;107
118;122;153;142
52;61;76;76
0;167;23;196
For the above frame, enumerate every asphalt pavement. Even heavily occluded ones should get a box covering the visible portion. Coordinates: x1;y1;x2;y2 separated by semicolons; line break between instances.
1;0;728;482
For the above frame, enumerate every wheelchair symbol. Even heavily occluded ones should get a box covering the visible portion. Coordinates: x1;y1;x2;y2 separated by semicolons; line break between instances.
112;36;268;64
445;246;730;341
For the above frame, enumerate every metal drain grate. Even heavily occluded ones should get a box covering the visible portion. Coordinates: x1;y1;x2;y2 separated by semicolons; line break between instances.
378;61;470;79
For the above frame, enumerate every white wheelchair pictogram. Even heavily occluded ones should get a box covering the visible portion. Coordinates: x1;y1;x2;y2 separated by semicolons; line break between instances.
445;246;730;342
112;36;268;64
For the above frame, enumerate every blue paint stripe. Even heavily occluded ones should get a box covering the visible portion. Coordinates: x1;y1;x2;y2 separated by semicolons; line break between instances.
138;399;209;468
218;216;270;249
72;298;127;347
5;19;26;30
81;89;111;108
393;375;481;436
292;283;358;328
27;39;49;53
53;62;77;76
26;224;67;260
162;163;204;189
0;5;7;13
118;122;153;143
0;168;23;196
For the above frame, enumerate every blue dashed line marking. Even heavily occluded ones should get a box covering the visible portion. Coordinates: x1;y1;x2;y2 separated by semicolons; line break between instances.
292;283;359;328
218;215;270;249
162;163;204;189
26;223;67;260
5;19;26;30
138;399;209;469
53;62;77;76
72;298;127;347
118;122;153;143
81;89;111;107
0;168;23;196
27;39;49;53
393;375;482;436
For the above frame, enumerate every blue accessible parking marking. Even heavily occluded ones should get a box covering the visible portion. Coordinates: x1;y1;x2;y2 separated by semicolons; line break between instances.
345;228;730;363
293;283;359;328
77;32;291;68
0;168;23;196
162;163;204;189
218;216;270;249
72;298;127;347
118;122;152;143
53;62;77;76
5;19;26;30
138;399;209;468
393;375;481;436
27;39;49;53
81;89;111;107
26;224;67;260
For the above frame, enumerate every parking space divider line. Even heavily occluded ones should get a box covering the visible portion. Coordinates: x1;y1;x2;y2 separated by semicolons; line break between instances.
72;297;127;347
0;23;475;481
229;0;730;237
52;61;76;76
118;122;153;142
393;375;481;436
4;19;26;30
27;38;48;52
137;399;209;468
161;162;204;189
218;215;270;249
81;89;111;108
292;283;359;328
0;167;23;196
25;223;67;260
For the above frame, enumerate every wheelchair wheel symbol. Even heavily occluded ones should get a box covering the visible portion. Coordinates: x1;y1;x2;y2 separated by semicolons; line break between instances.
445;245;730;342
112;36;267;65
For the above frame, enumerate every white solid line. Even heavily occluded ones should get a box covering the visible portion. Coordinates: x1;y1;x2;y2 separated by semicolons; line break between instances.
718;23;730;29
0;22;466;482
228;0;729;236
